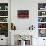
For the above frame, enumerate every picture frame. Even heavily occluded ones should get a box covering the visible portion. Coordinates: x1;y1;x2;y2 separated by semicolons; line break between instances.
17;10;29;18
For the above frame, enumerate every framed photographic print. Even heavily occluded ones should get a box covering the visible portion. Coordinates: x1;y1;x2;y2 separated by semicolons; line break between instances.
38;29;46;37
0;23;8;37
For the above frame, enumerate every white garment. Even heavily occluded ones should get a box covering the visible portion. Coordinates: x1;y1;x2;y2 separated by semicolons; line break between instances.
21;40;25;46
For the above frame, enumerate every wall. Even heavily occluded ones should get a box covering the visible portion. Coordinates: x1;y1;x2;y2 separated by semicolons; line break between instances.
11;0;38;30
11;0;46;46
